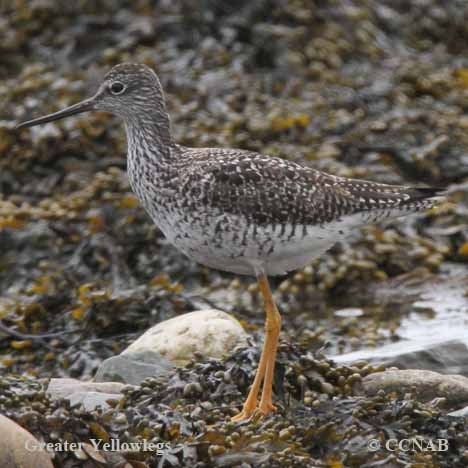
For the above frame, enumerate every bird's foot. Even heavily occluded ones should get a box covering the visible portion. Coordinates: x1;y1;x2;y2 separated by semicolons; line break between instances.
258;399;276;416
231;400;277;422
231;398;257;421
231;408;255;422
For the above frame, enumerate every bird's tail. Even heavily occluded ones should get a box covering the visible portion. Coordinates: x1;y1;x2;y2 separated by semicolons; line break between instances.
337;179;447;224
393;186;447;212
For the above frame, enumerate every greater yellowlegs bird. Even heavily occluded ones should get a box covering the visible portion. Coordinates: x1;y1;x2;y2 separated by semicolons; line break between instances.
16;63;445;421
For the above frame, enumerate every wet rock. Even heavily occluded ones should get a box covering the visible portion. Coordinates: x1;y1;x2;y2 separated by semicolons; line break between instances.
67;391;121;411
94;350;174;385
448;405;468;418
47;377;124;410
122;309;248;366
333;339;468;376
363;369;468;407
0;414;53;468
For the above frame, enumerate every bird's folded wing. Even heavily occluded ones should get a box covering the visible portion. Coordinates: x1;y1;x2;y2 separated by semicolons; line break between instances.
178;147;444;226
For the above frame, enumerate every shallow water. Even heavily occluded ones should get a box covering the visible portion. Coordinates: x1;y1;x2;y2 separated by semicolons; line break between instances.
332;265;468;374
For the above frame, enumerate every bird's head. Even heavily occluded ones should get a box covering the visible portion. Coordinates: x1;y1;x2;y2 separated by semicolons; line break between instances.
16;63;166;129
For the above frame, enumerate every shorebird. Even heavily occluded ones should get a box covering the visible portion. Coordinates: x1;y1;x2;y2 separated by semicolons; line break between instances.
16;63;445;421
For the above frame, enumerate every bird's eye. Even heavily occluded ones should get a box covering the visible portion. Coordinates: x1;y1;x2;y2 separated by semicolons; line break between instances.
110;82;126;95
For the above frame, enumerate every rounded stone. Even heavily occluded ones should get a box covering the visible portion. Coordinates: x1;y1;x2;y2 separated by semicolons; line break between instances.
0;414;54;468
122;309;248;365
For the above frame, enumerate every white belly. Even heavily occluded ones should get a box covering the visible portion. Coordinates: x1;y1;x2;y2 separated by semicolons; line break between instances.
156;211;357;276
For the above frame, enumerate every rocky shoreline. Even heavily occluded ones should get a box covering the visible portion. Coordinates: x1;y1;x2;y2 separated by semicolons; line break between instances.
2;335;468;467
1;1;468;467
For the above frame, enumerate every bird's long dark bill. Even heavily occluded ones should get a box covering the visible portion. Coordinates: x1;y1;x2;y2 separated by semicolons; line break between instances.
16;97;95;129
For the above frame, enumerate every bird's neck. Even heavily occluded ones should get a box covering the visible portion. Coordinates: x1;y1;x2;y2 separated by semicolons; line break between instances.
124;109;174;165
124;109;178;207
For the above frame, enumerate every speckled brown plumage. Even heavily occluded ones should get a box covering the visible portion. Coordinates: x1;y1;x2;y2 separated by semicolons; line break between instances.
16;62;447;421
17;63;445;276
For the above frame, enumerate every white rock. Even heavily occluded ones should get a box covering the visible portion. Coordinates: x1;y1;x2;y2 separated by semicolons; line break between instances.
122;309;248;365
47;378;124;399
67;391;121;411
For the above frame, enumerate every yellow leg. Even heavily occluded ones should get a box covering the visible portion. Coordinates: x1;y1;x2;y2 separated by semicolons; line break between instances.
232;272;282;421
